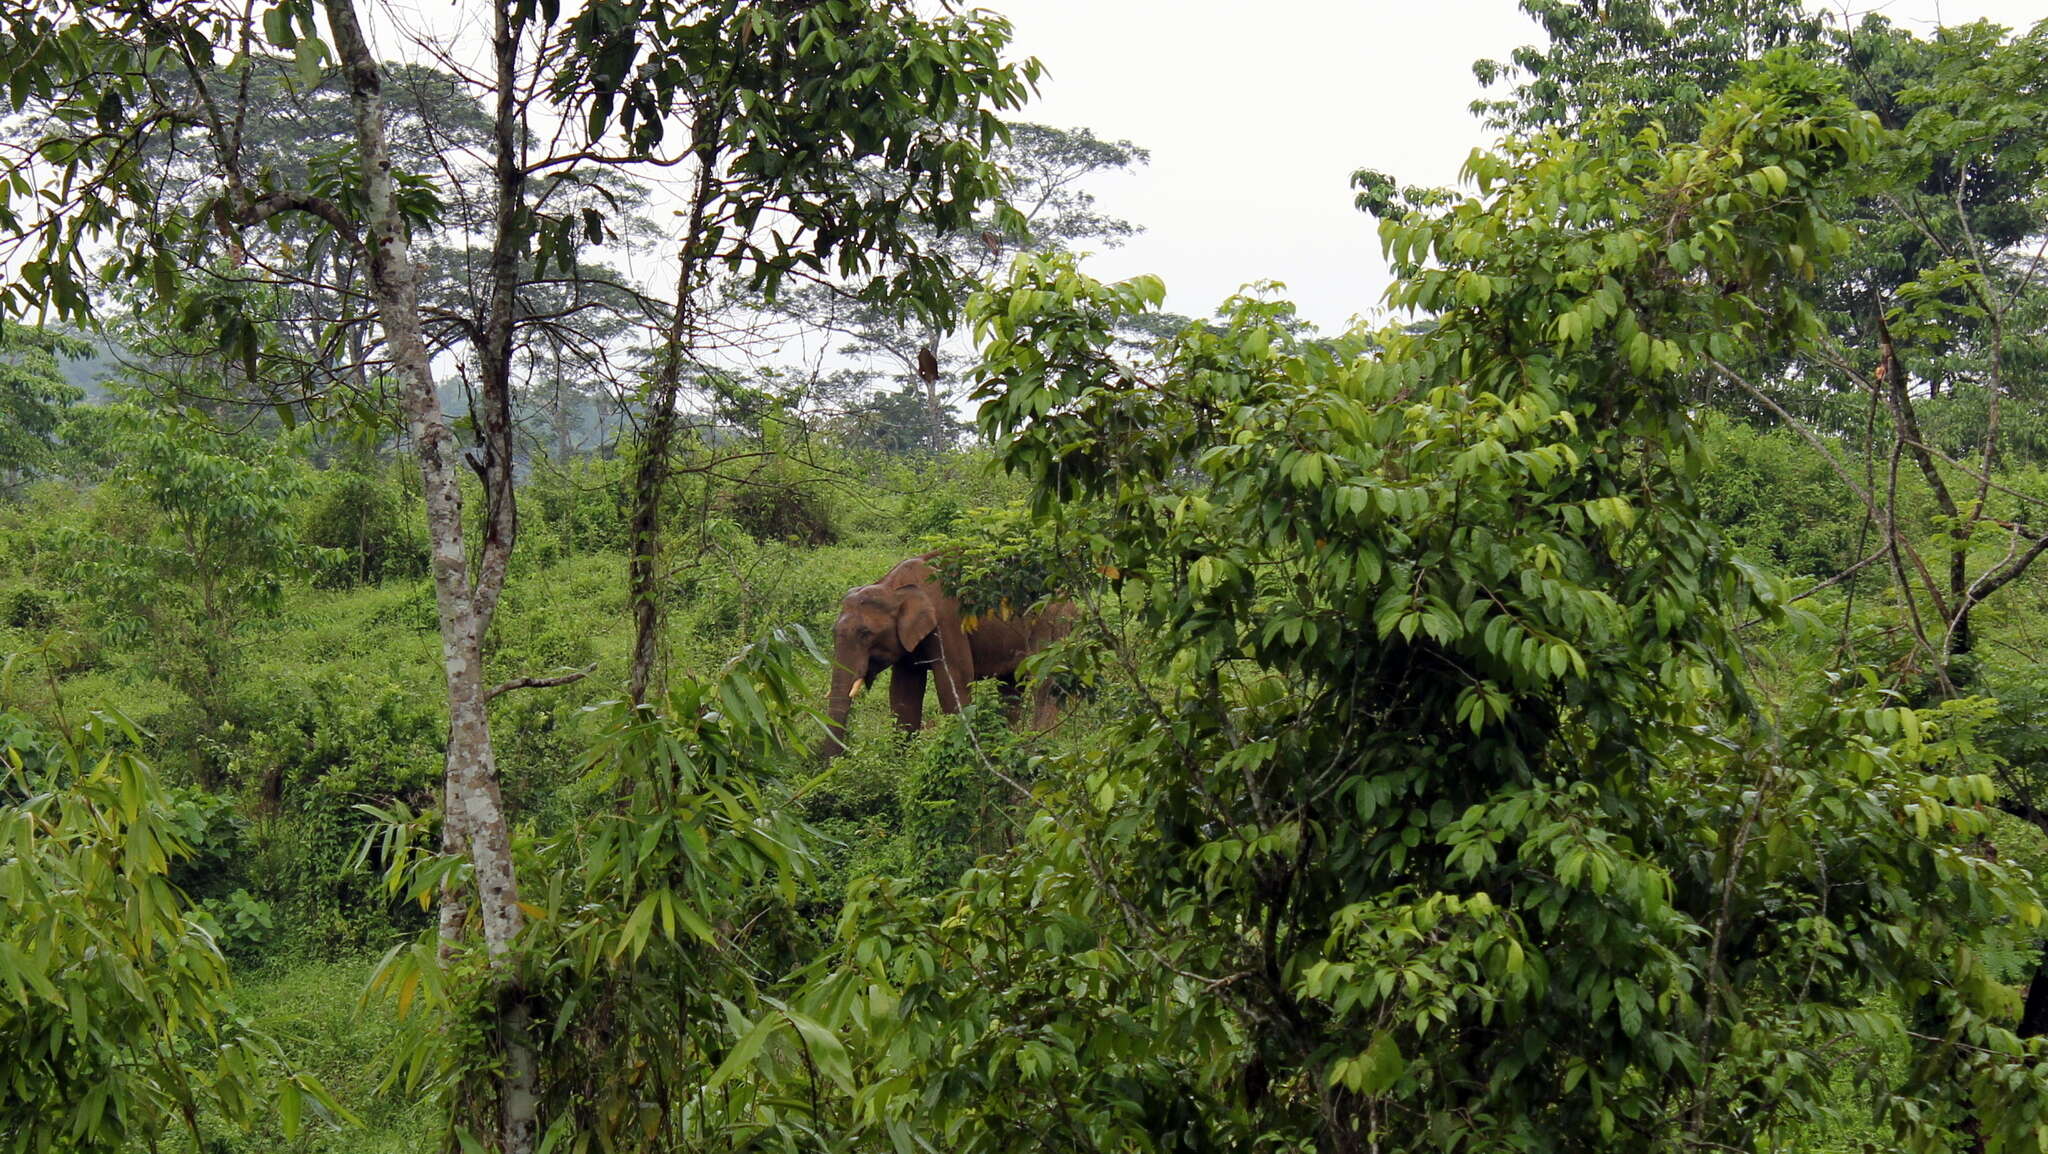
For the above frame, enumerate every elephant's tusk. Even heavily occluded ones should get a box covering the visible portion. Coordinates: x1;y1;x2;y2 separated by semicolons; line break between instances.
848;678;866;698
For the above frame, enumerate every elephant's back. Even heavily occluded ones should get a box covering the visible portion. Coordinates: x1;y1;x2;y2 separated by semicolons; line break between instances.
965;602;1074;676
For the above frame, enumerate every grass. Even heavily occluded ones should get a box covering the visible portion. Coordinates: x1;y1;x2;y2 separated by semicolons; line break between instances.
205;955;435;1153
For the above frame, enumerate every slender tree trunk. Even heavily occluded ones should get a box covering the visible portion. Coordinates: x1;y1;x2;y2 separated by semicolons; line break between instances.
627;109;724;707
1878;311;1972;662
625;365;677;706
551;342;572;463
472;0;525;630
321;3;535;1151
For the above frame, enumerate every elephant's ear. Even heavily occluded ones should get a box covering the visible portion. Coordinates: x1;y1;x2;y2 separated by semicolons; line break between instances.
897;588;938;653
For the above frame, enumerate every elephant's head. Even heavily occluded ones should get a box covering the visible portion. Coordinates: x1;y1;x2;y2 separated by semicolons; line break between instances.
820;575;941;759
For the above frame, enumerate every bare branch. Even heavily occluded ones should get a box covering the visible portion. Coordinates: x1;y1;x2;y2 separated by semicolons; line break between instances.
487;663;599;701
1959;527;2048;614
1706;355;1952;626
230;190;362;242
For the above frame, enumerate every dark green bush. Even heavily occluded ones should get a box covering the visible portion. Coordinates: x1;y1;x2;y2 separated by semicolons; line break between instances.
524;457;629;553
719;479;837;546
6;586;58;630
673;537;891;643
791;734;914;923
899;491;964;538
303;470;427;589
801;740;904;826
1697;417;1865;579
195;889;278;960
364;578;440;634
191;673;445;953
159;783;250;899
927;502;1091;616
896;704;1032;893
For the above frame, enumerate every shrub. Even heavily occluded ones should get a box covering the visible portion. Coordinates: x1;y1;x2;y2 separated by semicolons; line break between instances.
201;672;444;952
524;456;629;553
6;586;58;630
195;889;278;960
896;704;1032;893
673;535;892;643
719;479;837;545
303;469;427;588
927;502;1091;616
1697;416;1865;579
900;490;964;538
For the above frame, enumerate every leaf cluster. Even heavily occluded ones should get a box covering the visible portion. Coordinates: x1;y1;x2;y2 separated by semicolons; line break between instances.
788;55;2048;1153
0;711;342;1151
362;627;827;1153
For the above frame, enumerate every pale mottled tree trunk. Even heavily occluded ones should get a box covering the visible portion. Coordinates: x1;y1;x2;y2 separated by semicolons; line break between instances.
322;1;536;1150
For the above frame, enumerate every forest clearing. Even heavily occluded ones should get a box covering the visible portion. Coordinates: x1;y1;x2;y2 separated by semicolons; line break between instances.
3;1;2048;1151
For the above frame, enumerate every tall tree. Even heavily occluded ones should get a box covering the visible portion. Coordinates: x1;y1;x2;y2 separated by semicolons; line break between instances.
64;406;322;774
775;122;1151;454
1471;3;2048;1053
1470;0;1822;135
0;4;635;1150
1471;3;2048;681
566;3;1042;704
0;321;86;493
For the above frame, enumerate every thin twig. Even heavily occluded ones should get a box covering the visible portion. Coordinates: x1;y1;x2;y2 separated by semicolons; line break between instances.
1706;356;1951;628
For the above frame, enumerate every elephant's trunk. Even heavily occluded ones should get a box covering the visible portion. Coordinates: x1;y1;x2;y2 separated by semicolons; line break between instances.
822;654;862;761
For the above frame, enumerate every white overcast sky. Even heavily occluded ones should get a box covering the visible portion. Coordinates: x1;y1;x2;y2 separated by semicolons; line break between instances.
992;0;2048;332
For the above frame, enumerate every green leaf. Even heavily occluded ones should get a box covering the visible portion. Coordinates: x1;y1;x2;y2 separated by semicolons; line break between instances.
614;893;657;961
784;1008;855;1091
293;36;328;87
705;1013;781;1088
262;5;298;48
279;1079;302;1138
1360;1030;1406;1094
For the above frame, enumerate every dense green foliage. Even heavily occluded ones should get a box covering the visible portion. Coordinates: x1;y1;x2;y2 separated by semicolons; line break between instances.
1;3;2046;1154
0;713;339;1152
810;57;2047;1153
0;322;88;489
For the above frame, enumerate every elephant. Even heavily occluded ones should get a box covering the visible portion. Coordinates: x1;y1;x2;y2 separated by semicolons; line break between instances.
821;554;1075;759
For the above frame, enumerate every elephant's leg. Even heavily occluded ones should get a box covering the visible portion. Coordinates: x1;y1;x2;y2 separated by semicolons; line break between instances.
890;661;928;732
933;656;967;714
1029;675;1061;731
995;675;1025;723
